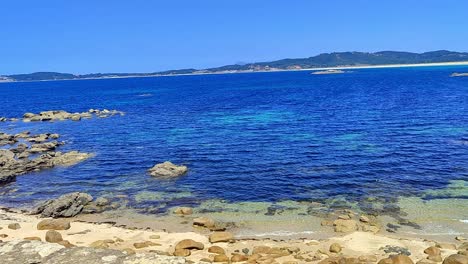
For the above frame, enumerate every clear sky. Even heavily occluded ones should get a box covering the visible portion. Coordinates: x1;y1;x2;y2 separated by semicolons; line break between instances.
1;0;467;75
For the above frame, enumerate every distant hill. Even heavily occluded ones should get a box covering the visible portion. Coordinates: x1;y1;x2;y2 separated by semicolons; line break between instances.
3;50;468;81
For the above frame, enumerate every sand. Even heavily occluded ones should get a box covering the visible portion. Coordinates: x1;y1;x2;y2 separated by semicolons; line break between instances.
0;208;464;263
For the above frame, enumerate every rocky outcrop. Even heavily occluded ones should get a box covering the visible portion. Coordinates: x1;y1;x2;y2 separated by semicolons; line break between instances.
0;131;92;185
0;240;186;264
148;161;188;178
21;109;124;122
31;192;94;218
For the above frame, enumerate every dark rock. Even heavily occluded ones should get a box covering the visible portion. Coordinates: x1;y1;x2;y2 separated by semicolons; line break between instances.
31;192;93;218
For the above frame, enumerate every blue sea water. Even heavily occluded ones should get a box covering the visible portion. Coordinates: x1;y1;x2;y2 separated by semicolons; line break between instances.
1;67;468;215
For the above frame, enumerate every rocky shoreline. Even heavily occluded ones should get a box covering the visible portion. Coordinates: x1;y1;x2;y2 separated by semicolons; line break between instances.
0;207;467;264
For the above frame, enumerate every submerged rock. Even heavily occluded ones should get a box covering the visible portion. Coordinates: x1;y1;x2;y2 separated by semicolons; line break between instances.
148;161;188;178
31;192;93;218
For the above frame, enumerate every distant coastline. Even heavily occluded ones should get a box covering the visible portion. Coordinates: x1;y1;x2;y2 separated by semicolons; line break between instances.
2;50;468;83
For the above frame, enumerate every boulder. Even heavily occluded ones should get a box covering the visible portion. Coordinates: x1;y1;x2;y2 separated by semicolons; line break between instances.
209;232;234;243
193;217;216;228
148;161;188;178
208;245;226;254
31;192;93;218
175;239;204;250
443;254;468;264
37;219;71;230
333;219;359;233
330;243;342;253
45;230;63;243
7;223;21;230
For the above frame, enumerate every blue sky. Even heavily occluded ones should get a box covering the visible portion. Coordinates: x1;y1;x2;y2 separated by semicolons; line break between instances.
1;0;467;74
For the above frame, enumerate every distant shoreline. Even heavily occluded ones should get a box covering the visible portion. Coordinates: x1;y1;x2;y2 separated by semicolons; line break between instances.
1;61;468;83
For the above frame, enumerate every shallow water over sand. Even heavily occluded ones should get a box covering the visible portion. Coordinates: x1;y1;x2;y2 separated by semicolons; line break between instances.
0;67;467;236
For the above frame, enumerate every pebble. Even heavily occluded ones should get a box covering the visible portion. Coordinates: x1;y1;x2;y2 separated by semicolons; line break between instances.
8;223;21;230
330;243;342;253
208;246;226;255
209;232;234;243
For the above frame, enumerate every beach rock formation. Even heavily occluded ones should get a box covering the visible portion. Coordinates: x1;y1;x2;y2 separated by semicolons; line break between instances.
148;161;188;178
0;240;186;264
31;192;94;218
21;109;124;122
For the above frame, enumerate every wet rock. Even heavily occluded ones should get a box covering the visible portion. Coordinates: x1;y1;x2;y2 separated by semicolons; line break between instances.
31;192;93;218
193;217;216;228
333;219;358;233
52;151;92;166
37;219;71;230
208;246;226;254
442;254;468;264
175;239;204;250
329;243;342;253
174;207;193;215
7;223;21;230
209;232;234;243
148;161;188;178
45;230;63;243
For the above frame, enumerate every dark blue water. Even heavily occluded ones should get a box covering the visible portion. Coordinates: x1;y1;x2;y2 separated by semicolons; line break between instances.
1;67;468;213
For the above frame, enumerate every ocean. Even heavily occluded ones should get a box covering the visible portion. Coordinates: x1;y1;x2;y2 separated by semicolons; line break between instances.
0;67;467;236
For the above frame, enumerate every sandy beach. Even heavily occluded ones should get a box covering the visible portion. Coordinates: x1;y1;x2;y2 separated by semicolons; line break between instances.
1;208;465;263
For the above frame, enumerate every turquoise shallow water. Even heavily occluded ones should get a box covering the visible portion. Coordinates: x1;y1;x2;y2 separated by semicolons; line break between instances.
0;67;467;218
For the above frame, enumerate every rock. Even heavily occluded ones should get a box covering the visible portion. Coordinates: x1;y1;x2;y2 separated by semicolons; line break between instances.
443;254;468;264
425;247;442;256
209;232;234;243
231;254;249;262
378;255;415;264
149;235;160;239
0;240;186;264
0;234;8;238
173;248;191;257
330;243;342;253
428;255;443;262
148;161;188;178
437;243;458;250
24;236;42;241
31;192;93;218
193;217;216;228
208;246;226;254
7;223;21;230
456;237;467;242
90;240;111;249
214;254;230;262
360;215;370;223
333;219;358;233
95;197;110;206
338;214;351;220
133;241;160;249
45;230;63;243
174;207;193;215
37;219;71;230
52;151;92;166
122;248;136;255
175;239;204;250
